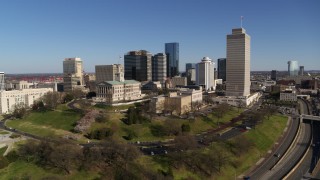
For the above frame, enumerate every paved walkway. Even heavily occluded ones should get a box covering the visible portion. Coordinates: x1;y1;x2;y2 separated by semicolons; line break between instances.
0;131;27;156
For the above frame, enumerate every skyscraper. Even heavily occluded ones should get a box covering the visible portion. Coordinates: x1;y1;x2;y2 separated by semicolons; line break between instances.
152;53;167;82
299;66;304;76
95;64;124;83
217;58;226;81
271;70;277;81
196;57;215;91
63;57;84;91
124;50;152;82
226;28;251;97
0;72;4;91
186;63;196;85
186;63;196;73
287;61;299;77
165;42;179;77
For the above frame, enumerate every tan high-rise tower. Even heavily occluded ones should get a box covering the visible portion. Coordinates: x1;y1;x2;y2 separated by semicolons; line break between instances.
63;57;84;91
226;28;251;96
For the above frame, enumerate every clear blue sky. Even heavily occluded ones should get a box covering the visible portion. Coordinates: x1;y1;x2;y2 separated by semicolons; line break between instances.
0;0;319;73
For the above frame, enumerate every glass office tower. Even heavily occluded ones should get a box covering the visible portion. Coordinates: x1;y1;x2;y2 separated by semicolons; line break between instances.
287;61;299;76
165;42;179;77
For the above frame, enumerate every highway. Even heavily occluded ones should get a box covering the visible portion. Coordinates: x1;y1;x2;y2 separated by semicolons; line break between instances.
286;99;320;180
248;99;310;179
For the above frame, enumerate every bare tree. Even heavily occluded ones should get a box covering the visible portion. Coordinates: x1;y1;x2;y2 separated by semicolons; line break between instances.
236;100;246;112
173;135;198;151
42;91;61;109
164;100;178;115
12;103;28;119
213;103;230;127
261;105;278;120
48;143;83;174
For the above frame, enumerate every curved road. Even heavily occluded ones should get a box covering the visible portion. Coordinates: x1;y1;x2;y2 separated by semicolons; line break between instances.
248;99;311;179
286;99;319;180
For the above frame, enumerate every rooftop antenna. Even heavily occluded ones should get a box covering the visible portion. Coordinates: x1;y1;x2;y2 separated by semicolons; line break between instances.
118;55;122;64
241;16;244;28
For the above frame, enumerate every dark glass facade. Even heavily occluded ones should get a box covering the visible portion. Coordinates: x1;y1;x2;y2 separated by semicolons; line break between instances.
217;58;226;81
165;42;179;77
271;70;277;81
124;50;152;82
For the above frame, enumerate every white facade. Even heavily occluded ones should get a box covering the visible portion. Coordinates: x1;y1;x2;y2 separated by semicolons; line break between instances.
213;92;261;107
196;57;215;91
0;88;53;114
95;80;144;104
226;28;251;97
280;89;297;101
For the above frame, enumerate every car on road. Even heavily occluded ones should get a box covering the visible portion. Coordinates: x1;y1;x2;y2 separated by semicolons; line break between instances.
274;153;280;157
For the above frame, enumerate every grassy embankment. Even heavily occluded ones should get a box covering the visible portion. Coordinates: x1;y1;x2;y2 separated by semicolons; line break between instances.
5;104;80;138
138;114;288;179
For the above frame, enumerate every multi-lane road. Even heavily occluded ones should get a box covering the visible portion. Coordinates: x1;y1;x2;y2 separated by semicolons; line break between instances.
248;99;313;179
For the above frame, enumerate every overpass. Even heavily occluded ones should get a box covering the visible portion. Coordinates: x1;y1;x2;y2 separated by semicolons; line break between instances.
300;114;320;122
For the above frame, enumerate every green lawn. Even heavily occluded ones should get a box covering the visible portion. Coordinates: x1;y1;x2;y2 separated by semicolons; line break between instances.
87;107;244;142
0;146;8;156
0;161;100;180
6;105;81;138
0;130;10;135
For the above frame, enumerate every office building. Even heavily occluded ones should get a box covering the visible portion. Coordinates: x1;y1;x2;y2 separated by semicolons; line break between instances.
217;58;226;81
0;72;5;91
63;57;84;91
299;66;304;76
226;28;251;96
152;53;167;82
196;57;215;91
95;64;124;83
187;68;196;85
0;88;53;114
271;70;277;81
186;63;196;85
186;63;196;73
124;50;152;82
287;60;299;77
165;42;179;77
280;88;297;102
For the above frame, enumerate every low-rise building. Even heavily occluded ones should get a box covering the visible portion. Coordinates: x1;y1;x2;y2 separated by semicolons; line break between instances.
150;91;193;115
212;92;261;107
141;81;162;91
6;80;33;90
280;89;297;101
0;88;53;114
95;80;144;104
179;87;202;105
165;92;191;115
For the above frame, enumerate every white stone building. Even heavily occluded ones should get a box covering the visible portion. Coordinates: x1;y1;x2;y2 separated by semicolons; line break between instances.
0;88;53;114
196;57;215;91
95;80;144;104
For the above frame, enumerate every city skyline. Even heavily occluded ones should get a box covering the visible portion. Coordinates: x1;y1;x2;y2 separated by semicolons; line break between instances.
0;0;319;73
